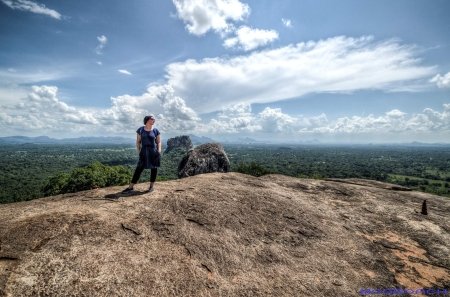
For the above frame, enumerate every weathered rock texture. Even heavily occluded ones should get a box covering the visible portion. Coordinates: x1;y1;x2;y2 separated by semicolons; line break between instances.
0;173;449;297
177;142;230;178
164;135;193;154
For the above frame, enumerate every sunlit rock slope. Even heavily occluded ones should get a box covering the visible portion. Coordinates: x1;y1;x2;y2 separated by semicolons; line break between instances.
1;173;449;296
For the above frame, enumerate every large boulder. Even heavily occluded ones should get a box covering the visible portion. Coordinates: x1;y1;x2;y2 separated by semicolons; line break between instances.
164;135;193;154
178;142;230;178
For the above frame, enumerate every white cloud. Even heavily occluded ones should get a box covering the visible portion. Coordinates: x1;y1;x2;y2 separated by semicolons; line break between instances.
1;85;450;139
1;0;61;19
118;69;132;75
0;68;66;84
0;84;201;135
95;85;200;133
420;104;450;130
282;18;292;27
430;72;450;88
299;114;329;130
172;0;278;53
172;0;250;36
0;86;28;106
386;109;407;119
195;103;450;138
1;86;96;132
223;26;278;51
151;84;200;121
296;105;449;134
258;107;298;133
218;102;252;118
166;36;436;113
95;35;107;54
202;102;260;133
198;105;323;135
98;35;107;44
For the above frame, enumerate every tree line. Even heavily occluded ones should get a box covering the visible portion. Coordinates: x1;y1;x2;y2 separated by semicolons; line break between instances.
1;143;449;204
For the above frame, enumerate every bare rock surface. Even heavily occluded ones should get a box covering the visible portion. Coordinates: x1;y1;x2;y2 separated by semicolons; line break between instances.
177;142;230;178
164;135;193;154
0;173;449;297
325;178;412;191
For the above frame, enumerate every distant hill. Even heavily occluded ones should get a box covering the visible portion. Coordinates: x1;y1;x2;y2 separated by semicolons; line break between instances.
222;137;269;144
0;134;219;146
300;139;321;144
2;136;449;146
408;141;449;146
187;134;216;145
0;136;134;145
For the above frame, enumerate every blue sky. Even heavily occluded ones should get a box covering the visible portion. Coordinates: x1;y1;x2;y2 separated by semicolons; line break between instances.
1;0;449;143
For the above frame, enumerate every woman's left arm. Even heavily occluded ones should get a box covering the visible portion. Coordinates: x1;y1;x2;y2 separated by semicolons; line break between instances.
156;134;162;154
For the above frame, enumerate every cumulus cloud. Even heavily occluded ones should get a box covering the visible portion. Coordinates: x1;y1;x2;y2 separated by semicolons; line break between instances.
172;0;250;36
1;0;61;19
1;86;97;131
0;84;201;134
166;36;436;113
218;102;252;118
223;26;278;51
2;85;450;139
327;106;450;134
430;72;450;88
258;107;298;133
202;102;260;133
420;104;450;130
386;109;407;119
118;69;132;75
193;102;450;138
282;18;291;27
198;105;323;135
151;84;200;122
297;106;449;134
95;35;107;54
172;0;278;52
94;84;200;132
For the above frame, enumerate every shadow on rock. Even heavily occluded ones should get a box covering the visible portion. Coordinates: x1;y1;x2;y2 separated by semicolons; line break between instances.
104;191;149;199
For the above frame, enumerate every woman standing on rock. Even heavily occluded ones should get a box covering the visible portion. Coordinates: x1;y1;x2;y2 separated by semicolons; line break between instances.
122;115;161;193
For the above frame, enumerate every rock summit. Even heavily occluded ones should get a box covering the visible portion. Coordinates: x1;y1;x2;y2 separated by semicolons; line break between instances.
0;173;449;296
164;135;193;154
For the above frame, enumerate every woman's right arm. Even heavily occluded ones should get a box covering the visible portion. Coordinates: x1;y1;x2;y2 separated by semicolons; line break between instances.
136;133;141;155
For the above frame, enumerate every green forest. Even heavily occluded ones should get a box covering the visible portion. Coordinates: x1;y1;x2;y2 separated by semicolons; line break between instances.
1;143;450;204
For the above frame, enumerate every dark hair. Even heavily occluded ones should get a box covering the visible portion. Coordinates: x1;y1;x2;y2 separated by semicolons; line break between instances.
143;115;155;125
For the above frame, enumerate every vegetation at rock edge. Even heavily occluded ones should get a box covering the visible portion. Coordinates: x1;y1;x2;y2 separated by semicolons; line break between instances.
1;143;450;203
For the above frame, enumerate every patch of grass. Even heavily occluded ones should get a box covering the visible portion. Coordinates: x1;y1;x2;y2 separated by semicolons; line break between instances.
388;174;450;198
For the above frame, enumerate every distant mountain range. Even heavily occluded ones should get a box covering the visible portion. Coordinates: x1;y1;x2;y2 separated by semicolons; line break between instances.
0;135;448;146
0;135;218;145
0;136;134;145
408;141;449;146
222;137;268;144
187;134;216;145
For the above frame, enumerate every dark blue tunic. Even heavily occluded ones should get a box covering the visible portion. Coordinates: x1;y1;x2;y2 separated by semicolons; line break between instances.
136;127;160;169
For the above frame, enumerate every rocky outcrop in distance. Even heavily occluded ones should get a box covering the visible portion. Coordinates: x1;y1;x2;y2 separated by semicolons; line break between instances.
177;142;231;178
187;134;216;145
164;135;193;154
0;173;449;296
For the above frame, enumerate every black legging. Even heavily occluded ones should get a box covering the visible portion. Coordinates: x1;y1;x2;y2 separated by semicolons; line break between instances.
131;167;157;184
